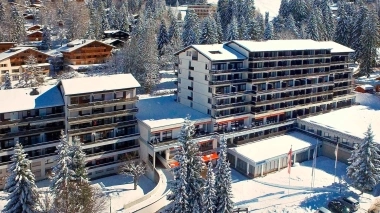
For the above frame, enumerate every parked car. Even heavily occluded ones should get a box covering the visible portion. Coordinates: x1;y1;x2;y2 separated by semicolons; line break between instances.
328;199;351;213
340;196;360;212
315;207;332;213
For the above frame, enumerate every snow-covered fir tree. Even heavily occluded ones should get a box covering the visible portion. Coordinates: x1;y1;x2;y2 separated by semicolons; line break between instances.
247;15;261;40
200;16;218;44
215;134;234;213
238;16;249;40
217;0;230;32
118;2;130;32
320;0;334;40
242;0;256;21
214;12;224;43
3;71;12;90
168;10;181;42
9;6;25;43
100;2;110;32
167;116;205;212
358;10;380;78
0;2;4;22
334;3;351;46
288;0;309;25
279;0;290;18
41;26;52;50
203;162;217;213
351;5;369;61
16;55;44;88
347;125;380;193
256;13;265;39
263;21;274;40
182;9;199;47
3;142;39;213
227;16;239;41
157;19;169;57
71;137;88;184
108;2;118;30
272;16;285;39
264;12;269;26
306;10;319;41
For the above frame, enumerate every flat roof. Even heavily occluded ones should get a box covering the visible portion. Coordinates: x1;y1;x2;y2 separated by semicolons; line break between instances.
318;41;355;53
60;74;140;95
302;93;380;142
0;85;64;113
176;44;246;61
229;40;330;52
228;131;317;164
136;95;211;129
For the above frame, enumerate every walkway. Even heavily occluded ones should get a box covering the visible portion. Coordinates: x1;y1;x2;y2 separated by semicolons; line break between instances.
123;168;173;213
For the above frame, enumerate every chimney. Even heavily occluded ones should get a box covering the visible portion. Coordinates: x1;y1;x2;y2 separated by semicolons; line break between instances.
30;88;39;96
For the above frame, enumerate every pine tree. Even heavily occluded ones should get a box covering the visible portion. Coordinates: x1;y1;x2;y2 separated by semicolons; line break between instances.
263;21;274;40
243;0;256;21
118;2;130;32
0;2;5;22
100;2;110;32
214;12;224;43
238;16;249;40
320;0;334;40
358;10;380;78
279;0;290;18
108;3;118;29
3;142;39;213
167;116;205;213
272;16;285;39
3;71;12;90
264;12;270;26
288;0;309;25
9;6;25;43
71;137;88;184
200;16;218;44
256;13;265;39
247;15;260;40
182;9;199;47
347;125;380;193
217;0;230;32
203;162;217;213
285;14;300;39
16;55;45;88
157;19;169;57
41;26;52;50
306;10;319;41
215;135;234;213
352;5;369;61
334;4;351;46
227;16;239;41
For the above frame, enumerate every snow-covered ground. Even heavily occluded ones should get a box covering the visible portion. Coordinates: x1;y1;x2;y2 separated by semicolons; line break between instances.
231;156;374;212
0;174;156;213
355;71;380;86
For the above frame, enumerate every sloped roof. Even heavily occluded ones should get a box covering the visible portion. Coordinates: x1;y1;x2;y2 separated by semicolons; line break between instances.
59;39;115;53
0;47;50;62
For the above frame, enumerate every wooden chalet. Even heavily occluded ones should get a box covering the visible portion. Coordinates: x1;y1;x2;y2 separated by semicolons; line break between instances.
103;30;130;41
27;31;43;41
102;39;125;48
60;39;114;65
26;25;42;31
0;43;17;53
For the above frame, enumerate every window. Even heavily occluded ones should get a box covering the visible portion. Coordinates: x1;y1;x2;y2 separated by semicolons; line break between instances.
186;51;191;56
0;64;7;67
208;87;212;93
205;64;208;70
208;98;211;104
179;69;181;74
324;132;330;137
342;138;348;144
12;75;19;81
207;109;211;115
11;69;19;73
1;70;7;74
317;130;322;136
162;131;172;140
205;75;208;81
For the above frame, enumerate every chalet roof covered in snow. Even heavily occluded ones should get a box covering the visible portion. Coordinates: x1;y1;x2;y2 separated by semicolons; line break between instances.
228;40;332;52
136;95;211;129
177;44;246;61
58;39;115;53
303;93;380;143
60;74;140;95
0;47;46;62
318;41;355;53
0;85;64;113
228;131;317;165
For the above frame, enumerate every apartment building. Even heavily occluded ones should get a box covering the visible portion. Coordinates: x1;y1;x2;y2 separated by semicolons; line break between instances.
175;40;355;146
187;4;217;19
59;74;141;179
59;39;114;66
0;86;65;187
0;47;51;84
136;95;216;169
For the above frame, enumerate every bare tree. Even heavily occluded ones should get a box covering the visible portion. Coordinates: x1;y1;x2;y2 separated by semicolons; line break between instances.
368;197;380;213
119;160;146;190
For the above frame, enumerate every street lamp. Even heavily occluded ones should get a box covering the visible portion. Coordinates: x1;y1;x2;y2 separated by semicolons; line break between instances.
99;182;119;213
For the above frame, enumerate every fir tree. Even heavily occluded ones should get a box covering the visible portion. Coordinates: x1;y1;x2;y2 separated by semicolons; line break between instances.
306;10;319;41
256;13;265;39
334;4;351;46
214;12;224;43
118;2;130;32
238;16;249;40
71;137;88;184
247;15;260;40
217;0;230;32
100;2;110;32
200;16;218;44
243;0;256;21
157;19;169;57
358;10;380;78
264;12;270;26
9;6;25;43
41;26;52;50
182;9;199;47
0;2;5;22
3;71;12;90
203;162;217;213
279;0;290;18
347;125;380;193
272;16;285;39
285;14;300;39
215;135;234;213
108;3;118;30
288;0;309;25
3;142;39;213
320;0;334;40
263;22;274;40
227;16;239;41
352;5;369;61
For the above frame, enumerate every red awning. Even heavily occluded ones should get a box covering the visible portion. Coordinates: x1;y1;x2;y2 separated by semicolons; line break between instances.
202;153;219;162
169;161;179;168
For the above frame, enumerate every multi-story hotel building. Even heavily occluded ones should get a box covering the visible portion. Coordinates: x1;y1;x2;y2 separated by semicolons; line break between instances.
59;74;141;179
0;74;141;188
175;40;355;146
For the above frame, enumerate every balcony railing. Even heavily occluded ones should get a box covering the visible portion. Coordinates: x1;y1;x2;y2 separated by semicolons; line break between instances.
148;132;215;148
249;63;330;72
249;71;331;83
0;113;64;127
68;120;138;134
68;108;138;122
249;54;331;61
253;90;333;106
68;97;138;109
209;79;249;85
212;90;256;98
0;125;64;139
209;68;249;74
0;139;60;153
255;81;334;94
212;101;251;109
214;111;248;119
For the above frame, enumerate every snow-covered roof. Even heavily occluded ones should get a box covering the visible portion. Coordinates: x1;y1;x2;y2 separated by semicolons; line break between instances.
136;95;211;129
67;64;105;70
21;63;50;68
0;85;64;114
228;40;333;52
318;41;355;53
59;39;115;53
358;84;374;90
60;74;140;96
104;30;129;34
177;44;246;61
102;38;125;45
302;93;380;143
0;47;49;62
228;131;317;164
26;31;42;35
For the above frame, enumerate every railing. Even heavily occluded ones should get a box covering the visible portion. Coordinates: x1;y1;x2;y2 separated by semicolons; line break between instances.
0;113;65;127
67;120;138;134
253;90;333;106
68;108;138;122
209;79;249;85
83;133;140;146
68;97;138;109
249;54;331;61
249;63;331;72
212;101;251;109
148;132;215;148
0;126;64;139
86;145;140;158
0;140;60;153
333;77;351;82
330;61;349;65
214;111;248;119
209;68;249;74
212;90;256;98
249;71;331;83
255;82;334;94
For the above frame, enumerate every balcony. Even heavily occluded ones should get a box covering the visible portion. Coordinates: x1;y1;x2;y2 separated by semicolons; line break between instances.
209;79;249;85
0;125;64;140
68;108;139;122
68;97;138;110
255;82;334;95
209;68;249;74
0;113;64;127
249;54;331;61
188;76;194;80
249;71;330;83
188;86;193;91
67;120;138;134
148;132;215;150
214;111;248;119
253;90;333;106
187;96;193;101
249;63;330;72
212;101;251;109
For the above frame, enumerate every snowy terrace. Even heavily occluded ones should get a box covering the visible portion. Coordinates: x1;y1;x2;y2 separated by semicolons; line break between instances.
301;93;380;144
355;71;380;87
228;131;318;178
